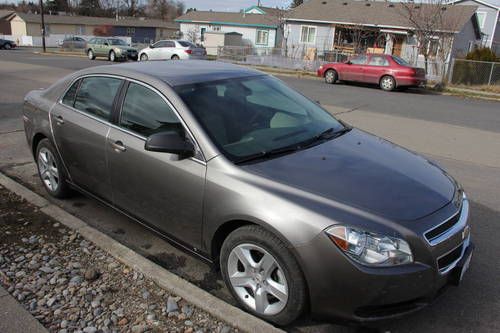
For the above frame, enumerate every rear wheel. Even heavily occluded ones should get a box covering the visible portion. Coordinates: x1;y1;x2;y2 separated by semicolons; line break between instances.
4;43;11;50
171;54;180;60
35;139;71;198
380;75;396;91
140;53;148;61
87;49;95;60
325;69;337;84
220;225;307;325
109;50;116;62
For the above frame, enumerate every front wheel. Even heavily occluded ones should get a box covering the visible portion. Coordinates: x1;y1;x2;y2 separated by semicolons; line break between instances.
109;50;116;62
140;53;148;61
87;49;95;60
380;75;396;91
171;55;180;60
325;69;338;84
220;225;307;325
4;43;11;50
35;139;71;198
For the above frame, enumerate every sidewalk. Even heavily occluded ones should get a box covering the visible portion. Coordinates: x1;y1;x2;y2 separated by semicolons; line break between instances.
0;286;48;333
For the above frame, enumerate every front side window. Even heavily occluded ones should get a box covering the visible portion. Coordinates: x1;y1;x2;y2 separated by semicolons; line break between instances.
300;26;316;44
74;77;122;120
368;55;389;66
120;82;182;137
256;30;269;45
349;55;368;65
108;38;127;46
175;75;344;162
61;79;80;107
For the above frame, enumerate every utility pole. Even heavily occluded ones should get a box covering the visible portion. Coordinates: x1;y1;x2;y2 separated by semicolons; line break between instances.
39;0;46;53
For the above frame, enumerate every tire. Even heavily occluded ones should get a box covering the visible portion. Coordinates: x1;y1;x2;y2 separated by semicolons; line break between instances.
140;53;148;61
4;43;11;50
380;75;396;91
87;49;95;60
324;69;337;84
35;139;71;198
220;225;307;325
109;50;116;62
171;54;180;60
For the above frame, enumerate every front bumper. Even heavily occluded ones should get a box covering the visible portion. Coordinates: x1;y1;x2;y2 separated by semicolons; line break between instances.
295;200;472;322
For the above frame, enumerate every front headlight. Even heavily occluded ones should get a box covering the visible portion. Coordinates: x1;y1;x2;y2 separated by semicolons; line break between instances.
114;48;122;54
325;226;413;266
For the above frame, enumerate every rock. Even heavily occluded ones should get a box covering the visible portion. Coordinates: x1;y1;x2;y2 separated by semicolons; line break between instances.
47;297;57;307
184;328;194;333
166;296;179;313
40;266;54;274
146;313;156;321
185;320;193;326
60;320;68;329
59;330;68;333
131;324;147;333
69;275;83;285
220;326;231;333
142;290;150;300
84;268;99;281
167;311;179;318
83;327;97;333
93;308;103;317
107;262;119;270
181;305;193;317
91;300;100;308
117;317;128;326
177;313;187;321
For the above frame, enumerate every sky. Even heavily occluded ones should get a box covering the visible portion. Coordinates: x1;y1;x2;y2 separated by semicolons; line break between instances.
182;0;291;11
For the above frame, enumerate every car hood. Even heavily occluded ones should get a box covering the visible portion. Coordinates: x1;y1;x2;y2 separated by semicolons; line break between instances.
116;46;136;51
241;129;455;221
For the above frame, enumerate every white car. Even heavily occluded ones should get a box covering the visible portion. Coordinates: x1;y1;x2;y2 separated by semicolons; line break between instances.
139;40;206;61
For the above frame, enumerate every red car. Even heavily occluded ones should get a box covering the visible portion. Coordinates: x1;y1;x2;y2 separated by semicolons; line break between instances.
317;54;426;91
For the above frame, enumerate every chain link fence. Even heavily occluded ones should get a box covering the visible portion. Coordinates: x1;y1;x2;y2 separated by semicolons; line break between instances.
448;59;500;86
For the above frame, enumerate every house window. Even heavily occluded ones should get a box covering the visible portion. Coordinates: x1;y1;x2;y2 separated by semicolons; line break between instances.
256;29;269;45
476;12;487;29
126;27;135;36
75;25;85;35
211;25;221;32
300;25;316;44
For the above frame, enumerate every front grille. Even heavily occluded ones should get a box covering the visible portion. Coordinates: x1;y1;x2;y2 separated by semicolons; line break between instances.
425;211;461;242
437;243;463;272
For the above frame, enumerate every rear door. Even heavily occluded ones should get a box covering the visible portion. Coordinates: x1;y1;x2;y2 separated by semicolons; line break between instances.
106;80;206;248
364;55;390;84
160;40;176;59
51;75;123;201
343;55;367;82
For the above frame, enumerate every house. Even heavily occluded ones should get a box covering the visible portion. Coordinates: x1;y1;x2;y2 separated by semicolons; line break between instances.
7;12;178;44
0;10;15;35
175;6;282;50
283;0;481;63
447;0;500;53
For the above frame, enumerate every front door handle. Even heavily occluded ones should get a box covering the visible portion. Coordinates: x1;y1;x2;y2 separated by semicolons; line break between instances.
110;140;126;153
55;115;64;125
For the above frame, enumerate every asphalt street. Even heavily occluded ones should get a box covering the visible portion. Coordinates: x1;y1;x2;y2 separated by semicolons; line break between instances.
0;49;499;333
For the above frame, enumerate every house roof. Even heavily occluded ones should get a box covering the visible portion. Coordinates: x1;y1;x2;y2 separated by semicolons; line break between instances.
12;13;178;29
0;10;14;20
245;5;285;17
446;0;499;10
175;11;279;29
286;0;478;33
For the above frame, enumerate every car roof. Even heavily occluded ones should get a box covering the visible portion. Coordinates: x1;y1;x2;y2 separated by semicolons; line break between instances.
84;60;265;86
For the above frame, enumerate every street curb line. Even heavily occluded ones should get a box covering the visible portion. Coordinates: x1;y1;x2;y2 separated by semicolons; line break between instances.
0;172;284;333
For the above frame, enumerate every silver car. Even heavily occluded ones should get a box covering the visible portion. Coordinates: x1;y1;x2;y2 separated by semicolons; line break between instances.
139;40;206;61
23;61;472;325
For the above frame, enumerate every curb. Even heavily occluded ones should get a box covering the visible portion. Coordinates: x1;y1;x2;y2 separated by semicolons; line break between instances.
0;286;48;333
0;172;284;333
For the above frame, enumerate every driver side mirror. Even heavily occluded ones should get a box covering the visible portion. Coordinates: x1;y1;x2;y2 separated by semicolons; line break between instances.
149;43;154;48
145;131;195;158
104;42;109;46
346;60;352;65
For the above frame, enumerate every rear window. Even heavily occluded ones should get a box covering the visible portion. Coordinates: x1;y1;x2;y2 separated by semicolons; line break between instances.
392;56;410;66
178;41;195;47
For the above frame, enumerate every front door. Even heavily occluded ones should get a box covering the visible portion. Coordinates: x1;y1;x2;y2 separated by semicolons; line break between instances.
106;81;206;248
342;54;367;82
51;76;123;201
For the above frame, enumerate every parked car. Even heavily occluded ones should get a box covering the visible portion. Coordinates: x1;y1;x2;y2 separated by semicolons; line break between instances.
23;61;472;325
86;37;138;62
318;54;426;91
61;36;87;50
139;40;206;61
0;38;16;49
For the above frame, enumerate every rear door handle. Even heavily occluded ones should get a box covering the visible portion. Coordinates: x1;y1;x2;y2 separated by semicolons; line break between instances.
110;140;126;153
55;115;64;125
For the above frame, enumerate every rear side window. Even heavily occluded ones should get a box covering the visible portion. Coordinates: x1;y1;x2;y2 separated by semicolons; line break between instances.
61;79;80;107
165;41;175;47
368;55;389;66
120;82;182;137
74;77;122;120
178;41;194;47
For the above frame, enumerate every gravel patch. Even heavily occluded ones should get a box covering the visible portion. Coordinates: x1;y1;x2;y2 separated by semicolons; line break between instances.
0;185;237;333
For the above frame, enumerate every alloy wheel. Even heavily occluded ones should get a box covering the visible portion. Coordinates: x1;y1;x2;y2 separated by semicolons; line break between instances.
227;243;288;316
140;53;148;61
110;51;115;62
325;70;336;84
5;43;11;50
381;76;395;91
37;147;59;192
88;50;93;60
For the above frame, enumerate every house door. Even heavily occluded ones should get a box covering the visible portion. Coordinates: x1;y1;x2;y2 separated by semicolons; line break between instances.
392;35;404;56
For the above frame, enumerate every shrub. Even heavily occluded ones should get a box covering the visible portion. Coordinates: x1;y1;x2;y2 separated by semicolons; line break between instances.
465;47;498;62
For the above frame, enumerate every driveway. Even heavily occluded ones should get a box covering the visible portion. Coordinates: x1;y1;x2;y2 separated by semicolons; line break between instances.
1;49;499;333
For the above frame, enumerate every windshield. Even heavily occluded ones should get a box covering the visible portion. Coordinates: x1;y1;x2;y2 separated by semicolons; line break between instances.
108;38;127;46
175;75;344;162
392;55;410;66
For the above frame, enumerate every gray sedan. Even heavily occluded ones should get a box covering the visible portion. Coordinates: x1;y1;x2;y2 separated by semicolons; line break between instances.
23;61;473;325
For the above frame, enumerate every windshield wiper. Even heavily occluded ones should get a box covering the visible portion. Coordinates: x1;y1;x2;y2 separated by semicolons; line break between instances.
234;144;301;164
300;126;352;148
